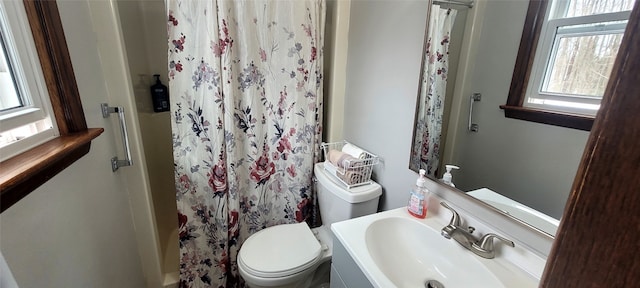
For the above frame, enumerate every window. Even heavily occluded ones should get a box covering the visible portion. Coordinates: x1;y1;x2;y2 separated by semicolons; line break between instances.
0;1;103;212
0;1;58;161
502;0;635;130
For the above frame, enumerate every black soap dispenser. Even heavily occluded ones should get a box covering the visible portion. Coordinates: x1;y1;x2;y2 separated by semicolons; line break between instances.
150;74;169;112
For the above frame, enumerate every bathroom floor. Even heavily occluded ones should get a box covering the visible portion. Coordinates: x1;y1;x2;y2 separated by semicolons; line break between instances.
162;229;180;287
309;261;331;288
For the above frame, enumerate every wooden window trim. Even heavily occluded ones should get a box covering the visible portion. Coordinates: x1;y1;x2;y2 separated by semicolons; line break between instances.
0;0;103;212
541;0;640;284
500;0;595;131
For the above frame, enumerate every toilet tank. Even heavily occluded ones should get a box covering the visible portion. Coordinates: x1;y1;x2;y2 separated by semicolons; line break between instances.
314;162;382;226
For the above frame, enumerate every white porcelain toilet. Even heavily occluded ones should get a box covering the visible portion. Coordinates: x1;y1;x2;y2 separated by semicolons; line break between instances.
238;162;382;288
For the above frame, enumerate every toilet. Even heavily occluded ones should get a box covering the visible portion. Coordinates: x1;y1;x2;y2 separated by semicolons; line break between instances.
238;162;382;288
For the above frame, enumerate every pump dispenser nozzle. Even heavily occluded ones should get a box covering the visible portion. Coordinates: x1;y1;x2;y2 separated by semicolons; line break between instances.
417;169;427;187
442;165;459;187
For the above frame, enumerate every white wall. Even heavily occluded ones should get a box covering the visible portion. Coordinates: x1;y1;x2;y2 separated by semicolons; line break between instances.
446;0;589;219
343;0;429;211
323;0;350;142
0;1;146;287
116;0;178;276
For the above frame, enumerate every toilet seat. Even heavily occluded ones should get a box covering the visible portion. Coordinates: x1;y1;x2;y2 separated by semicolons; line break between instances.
238;223;322;278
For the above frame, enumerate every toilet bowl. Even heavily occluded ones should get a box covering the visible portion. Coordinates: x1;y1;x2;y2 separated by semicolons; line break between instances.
238;224;332;288
238;162;382;288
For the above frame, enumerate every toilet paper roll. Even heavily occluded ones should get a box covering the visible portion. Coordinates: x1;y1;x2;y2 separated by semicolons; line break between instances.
338;169;367;185
328;150;357;169
341;143;367;159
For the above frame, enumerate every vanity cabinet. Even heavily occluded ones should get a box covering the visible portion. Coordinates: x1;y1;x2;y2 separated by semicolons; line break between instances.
330;234;374;288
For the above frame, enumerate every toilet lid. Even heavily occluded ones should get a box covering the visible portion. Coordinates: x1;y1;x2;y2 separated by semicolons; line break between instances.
239;222;321;278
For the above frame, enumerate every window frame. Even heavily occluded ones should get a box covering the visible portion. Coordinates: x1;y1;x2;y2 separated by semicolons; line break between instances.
0;0;59;159
0;0;103;213
526;9;629;116
501;0;596;131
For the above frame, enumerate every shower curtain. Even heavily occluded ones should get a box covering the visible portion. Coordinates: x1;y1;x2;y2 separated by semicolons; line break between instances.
167;0;325;286
411;7;457;176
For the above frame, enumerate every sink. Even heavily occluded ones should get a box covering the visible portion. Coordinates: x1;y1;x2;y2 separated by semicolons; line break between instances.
365;217;504;287
467;188;559;235
331;208;540;288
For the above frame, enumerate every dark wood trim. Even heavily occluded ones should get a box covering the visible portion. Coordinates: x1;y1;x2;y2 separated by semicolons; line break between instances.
541;1;640;286
0;128;104;212
23;0;87;135
0;1;101;213
500;105;593;131
506;0;547;107
503;0;596;131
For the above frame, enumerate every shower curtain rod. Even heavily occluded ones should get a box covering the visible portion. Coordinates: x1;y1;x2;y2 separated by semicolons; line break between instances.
433;0;474;9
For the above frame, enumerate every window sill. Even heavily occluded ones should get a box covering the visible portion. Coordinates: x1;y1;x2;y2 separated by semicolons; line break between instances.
500;105;594;131
0;128;104;212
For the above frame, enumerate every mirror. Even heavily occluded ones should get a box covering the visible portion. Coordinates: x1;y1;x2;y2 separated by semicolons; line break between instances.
409;0;611;236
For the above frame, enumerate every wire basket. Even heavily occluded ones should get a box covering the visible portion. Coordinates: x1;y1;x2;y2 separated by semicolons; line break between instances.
321;141;380;188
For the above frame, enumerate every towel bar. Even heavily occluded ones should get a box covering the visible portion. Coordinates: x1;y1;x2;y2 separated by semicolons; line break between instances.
101;103;133;172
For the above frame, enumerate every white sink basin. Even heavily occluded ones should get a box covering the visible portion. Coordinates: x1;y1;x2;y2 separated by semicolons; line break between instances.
331;208;539;288
365;217;504;287
467;188;559;235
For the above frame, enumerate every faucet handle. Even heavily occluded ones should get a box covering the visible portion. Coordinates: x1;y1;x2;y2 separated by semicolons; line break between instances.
475;233;515;251
439;202;461;227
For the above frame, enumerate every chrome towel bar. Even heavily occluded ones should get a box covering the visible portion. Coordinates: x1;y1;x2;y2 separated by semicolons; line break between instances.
101;103;133;172
468;93;481;132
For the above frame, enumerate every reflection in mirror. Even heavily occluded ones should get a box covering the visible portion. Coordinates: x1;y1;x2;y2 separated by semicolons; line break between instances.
410;0;632;237
410;0;470;175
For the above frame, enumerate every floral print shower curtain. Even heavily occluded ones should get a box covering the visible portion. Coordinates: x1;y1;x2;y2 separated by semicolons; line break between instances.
411;7;457;176
167;0;325;286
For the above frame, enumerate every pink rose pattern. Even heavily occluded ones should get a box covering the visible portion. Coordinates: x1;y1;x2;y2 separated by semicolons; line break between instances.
168;1;324;287
249;152;276;185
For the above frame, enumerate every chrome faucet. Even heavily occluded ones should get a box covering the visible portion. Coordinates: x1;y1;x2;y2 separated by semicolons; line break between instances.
439;202;515;259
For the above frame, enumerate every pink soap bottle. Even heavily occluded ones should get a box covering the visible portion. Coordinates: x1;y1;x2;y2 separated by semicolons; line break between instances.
407;169;428;218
